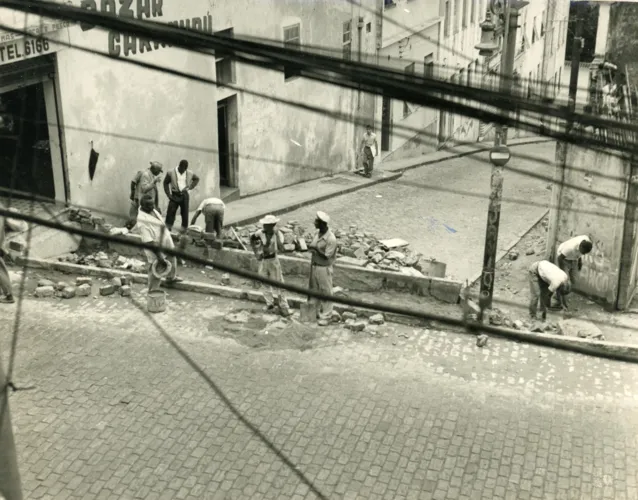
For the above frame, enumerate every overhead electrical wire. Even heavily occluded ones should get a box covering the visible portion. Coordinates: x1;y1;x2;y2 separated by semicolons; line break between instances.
3;0;638;145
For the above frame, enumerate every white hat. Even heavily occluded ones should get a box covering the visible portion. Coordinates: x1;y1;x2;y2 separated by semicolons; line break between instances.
316;211;330;223
259;214;280;225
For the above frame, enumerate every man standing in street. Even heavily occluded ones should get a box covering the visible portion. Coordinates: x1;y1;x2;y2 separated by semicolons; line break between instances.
308;211;337;325
190;196;226;241
359;125;379;178
164;159;200;232
126;161;163;229
552;234;592;308
249;215;291;317
134;196;183;291
0;206;15;304
529;260;571;321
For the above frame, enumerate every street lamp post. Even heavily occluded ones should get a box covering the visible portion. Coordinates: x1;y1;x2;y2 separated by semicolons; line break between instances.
475;0;528;316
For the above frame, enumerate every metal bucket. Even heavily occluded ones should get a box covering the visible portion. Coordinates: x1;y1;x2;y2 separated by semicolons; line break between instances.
147;290;167;313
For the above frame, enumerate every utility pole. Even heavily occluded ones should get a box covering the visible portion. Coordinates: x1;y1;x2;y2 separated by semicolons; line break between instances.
476;0;528;315
546;4;584;261
0;357;23;500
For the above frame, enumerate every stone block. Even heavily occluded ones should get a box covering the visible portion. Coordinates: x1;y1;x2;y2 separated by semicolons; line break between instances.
369;313;385;325
557;319;605;340
34;286;54;298
120;276;131;286
76;277;92;286
221;274;231;286
120;285;132;297
337;256;367;267
429;278;462;304
345;321;366;332
38;279;55;287
342;311;357;321
55;282;68;291
283;243;296;252
59;286;76;299
8;239;26;252
296;238;308;252
77;284;91;297
100;284;115;296
111;277;122;289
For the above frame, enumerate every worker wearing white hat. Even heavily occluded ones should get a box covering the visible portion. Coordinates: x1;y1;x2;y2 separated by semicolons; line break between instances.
250;214;291;317
308;211;338;324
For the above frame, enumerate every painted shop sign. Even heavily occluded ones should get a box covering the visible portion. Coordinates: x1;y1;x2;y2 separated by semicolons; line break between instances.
79;0;213;58
0;20;72;43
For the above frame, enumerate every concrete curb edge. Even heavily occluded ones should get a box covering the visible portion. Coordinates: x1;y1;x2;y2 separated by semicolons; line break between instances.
230;171;403;227
467;209;550;286
17;256;638;362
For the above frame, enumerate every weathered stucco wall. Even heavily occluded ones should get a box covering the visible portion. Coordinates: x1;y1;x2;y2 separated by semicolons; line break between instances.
377;22;440;162
212;0;377;196
57;0;218;220
554;145;629;305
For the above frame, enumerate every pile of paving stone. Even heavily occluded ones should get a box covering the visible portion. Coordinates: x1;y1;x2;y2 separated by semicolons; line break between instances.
32;276;133;300
230;222;437;275
58;250;148;274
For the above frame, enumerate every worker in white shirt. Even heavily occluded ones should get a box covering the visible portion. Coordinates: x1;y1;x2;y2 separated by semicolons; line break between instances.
308;211;338;324
528;260;571;321
249;215;291;317
552;234;592;308
555;234;593;283
190;197;226;240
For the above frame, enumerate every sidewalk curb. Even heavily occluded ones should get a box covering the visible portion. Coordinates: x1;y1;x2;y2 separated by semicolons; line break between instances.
381;137;554;175
18;256;638;362
230;171;403;227
468;209;550;286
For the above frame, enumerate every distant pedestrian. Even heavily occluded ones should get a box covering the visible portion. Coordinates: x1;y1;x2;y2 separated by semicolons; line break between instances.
0;207;15;304
134;196;183;291
307;211;337;324
250;215;291;317
552;234;592;308
190;197;226;240
127;161;163;229
359;125;378;178
529;260;571;321
163;159;200;232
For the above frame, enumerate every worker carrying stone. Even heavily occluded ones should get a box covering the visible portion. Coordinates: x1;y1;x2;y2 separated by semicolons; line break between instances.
552;234;592;308
307;211;338;325
528;260;571;321
250;215;291;317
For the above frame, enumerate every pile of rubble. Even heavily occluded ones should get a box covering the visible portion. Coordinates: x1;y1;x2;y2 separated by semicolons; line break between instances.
486;308;605;340
33;276;132;300
230;222;439;276
58;250;148;274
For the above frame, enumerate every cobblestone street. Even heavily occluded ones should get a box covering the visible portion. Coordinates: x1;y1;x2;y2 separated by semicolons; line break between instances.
276;142;555;282
1;274;637;500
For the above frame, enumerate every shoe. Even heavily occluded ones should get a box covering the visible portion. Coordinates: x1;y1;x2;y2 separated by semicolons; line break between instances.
317;319;330;326
165;277;183;285
0;295;15;304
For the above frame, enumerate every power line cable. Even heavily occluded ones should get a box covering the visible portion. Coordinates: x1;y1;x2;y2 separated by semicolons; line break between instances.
1;205;637;363
3;1;638;144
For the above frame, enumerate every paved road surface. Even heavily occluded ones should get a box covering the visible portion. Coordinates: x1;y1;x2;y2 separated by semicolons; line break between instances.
1;281;637;500
277;142;555;282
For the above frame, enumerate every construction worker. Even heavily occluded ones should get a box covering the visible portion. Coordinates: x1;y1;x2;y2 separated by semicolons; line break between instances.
307;211;337;325
163;159;200;232
190;197;226;240
359;124;379;178
529;260;571;321
127;161;163;229
250;215;290;317
552;234;592;307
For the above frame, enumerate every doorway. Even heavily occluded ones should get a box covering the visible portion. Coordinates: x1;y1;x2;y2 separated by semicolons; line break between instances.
381;95;391;151
0;82;55;200
217;95;238;190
